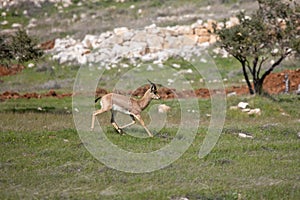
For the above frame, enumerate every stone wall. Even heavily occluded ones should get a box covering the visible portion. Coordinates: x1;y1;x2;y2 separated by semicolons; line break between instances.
49;18;239;66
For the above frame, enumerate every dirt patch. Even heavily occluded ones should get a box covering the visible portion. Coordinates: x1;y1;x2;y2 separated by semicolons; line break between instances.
263;69;300;94
0;64;25;76
0;90;72;101
1;69;299;101
39;39;55;50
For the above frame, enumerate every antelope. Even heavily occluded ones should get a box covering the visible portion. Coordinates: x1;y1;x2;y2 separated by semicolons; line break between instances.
91;80;160;137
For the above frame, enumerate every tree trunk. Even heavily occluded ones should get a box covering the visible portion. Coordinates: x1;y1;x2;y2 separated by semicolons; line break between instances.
242;63;254;94
254;79;264;95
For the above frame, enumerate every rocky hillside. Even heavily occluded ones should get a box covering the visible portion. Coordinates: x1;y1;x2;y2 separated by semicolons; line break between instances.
0;0;257;40
2;0;253;67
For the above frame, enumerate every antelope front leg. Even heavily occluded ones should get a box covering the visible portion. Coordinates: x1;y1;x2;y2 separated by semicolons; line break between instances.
91;109;106;131
133;114;153;137
91;111;97;131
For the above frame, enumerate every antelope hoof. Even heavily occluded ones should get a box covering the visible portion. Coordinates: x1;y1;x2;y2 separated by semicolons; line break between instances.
117;128;123;134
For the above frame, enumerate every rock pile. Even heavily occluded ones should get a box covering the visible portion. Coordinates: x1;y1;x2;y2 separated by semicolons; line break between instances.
230;102;262;116
1;0;73;8
49;18;238;66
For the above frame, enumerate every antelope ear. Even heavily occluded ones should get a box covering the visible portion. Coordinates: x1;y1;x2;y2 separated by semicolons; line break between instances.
150;85;155;92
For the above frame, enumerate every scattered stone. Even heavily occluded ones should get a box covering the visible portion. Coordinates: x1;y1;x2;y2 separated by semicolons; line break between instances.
227;91;237;97
237;102;249;109
241;108;251;112
231;102;262;116
158;104;171;113
238;132;253;139
11;23;22;28
248;108;261;116
229;106;238;110
172;63;181;69
28;63;35;68
1;20;8;25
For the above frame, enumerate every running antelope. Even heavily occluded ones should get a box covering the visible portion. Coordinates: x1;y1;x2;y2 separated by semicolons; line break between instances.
91;80;160;137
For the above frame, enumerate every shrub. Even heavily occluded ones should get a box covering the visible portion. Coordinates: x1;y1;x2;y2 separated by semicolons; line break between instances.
0;29;43;66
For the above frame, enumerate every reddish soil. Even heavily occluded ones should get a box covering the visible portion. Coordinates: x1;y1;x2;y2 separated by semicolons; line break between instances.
1;69;299;101
0;90;72;101
39;39;56;50
263;69;300;94
0;64;25;76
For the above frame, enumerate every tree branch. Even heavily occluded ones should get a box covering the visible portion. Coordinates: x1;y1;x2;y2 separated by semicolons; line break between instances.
252;56;259;79
260;51;291;81
245;59;253;76
257;56;268;79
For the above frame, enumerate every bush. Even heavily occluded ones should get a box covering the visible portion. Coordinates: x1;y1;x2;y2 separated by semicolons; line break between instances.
0;29;43;66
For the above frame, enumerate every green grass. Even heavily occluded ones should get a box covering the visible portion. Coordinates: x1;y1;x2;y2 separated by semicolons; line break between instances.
0;61;78;93
0;95;299;199
1;1;300;198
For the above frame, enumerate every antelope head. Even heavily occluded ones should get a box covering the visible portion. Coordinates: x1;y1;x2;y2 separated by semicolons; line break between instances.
148;79;160;100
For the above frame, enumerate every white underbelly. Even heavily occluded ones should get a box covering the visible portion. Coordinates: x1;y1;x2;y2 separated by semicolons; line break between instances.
112;104;131;115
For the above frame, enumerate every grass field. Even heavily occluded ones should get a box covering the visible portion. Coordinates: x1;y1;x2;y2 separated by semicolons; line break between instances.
0;94;299;199
1;1;300;199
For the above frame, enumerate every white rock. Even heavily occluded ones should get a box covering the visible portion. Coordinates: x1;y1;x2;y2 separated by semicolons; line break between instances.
200;58;207;63
241;108;251;112
113;27;129;35
180;35;198;46
248;108;261;115
146;65;154;71
28;63;35;68
227;92;237;97
131;30;147;42
1;20;8;25
129;41;147;55
238;102;249;109
176;25;193;35
146;35;164;52
11;23;22;28
167;79;174;84
122;31;135;41
82;34;97;48
172;63;181;69
229;106;238;110
238;133;253;139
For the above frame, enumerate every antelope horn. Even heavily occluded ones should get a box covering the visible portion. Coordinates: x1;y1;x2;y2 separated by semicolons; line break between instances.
147;79;154;85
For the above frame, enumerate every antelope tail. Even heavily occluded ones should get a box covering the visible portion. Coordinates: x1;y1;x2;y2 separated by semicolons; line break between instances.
95;96;101;103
